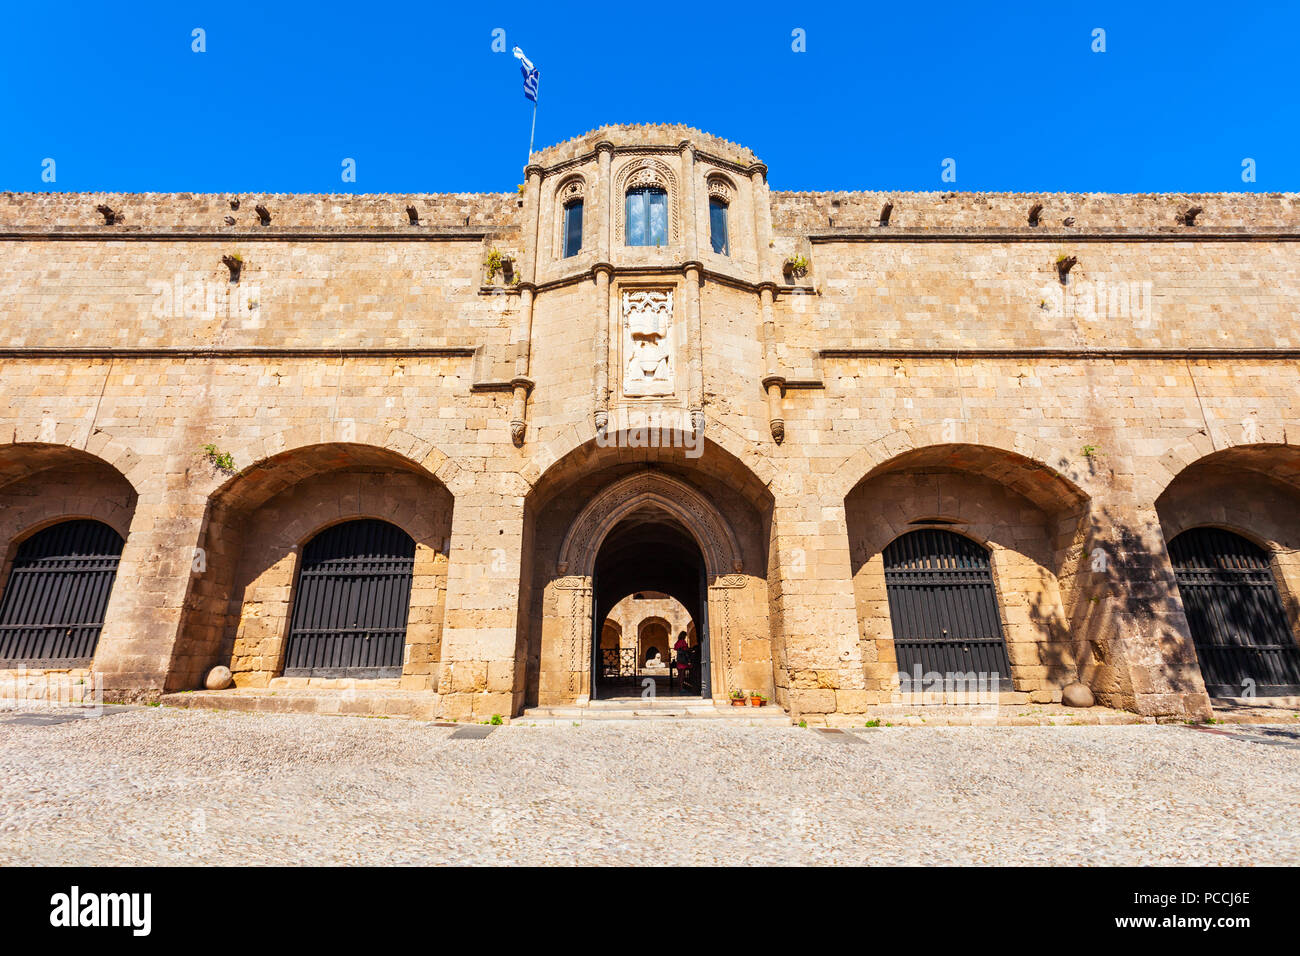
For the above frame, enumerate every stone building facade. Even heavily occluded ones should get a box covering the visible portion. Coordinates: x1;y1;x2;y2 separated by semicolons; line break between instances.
2;123;1299;723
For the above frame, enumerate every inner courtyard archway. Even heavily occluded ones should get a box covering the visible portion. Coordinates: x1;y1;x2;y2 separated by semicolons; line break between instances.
592;515;708;699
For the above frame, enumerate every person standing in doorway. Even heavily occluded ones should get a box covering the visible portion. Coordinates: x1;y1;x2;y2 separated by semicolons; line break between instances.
673;631;692;691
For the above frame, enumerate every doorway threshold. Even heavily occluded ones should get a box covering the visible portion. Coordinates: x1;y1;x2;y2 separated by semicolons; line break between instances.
517;697;789;725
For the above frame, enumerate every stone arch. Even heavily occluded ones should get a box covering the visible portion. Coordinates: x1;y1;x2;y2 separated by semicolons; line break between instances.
614;157;680;245
552;173;588;260
705;171;737;205
520;422;775;500
0;443;140;675
521;437;775;709
637;616;672;664
558;471;743;581
206;423;457;499
1155;441;1300;671
830;425;1087;506
843;439;1091;706
171;441;455;693
1144;425;1300;503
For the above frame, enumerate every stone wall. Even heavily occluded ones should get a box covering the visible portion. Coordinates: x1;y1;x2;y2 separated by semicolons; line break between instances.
2;124;1298;723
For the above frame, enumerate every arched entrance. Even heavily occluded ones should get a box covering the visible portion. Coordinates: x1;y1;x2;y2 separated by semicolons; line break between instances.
534;469;767;707
591;513;709;699
1168;527;1300;696
0;519;126;666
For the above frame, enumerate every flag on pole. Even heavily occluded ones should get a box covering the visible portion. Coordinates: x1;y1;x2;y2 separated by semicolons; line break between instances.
513;46;540;103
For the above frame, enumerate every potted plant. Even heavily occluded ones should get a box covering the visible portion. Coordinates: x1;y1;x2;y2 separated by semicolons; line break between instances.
729;689;747;707
749;691;767;707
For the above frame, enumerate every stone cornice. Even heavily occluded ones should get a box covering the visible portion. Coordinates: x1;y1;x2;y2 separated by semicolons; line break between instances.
809;229;1300;243
818;347;1300;359
0;229;490;242
0;346;480;359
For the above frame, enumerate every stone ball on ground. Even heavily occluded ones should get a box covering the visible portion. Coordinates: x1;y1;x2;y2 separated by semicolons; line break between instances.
205;666;233;690
1061;682;1095;708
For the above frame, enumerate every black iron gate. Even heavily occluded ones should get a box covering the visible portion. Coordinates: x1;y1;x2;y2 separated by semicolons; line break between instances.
0;519;125;665
883;529;1013;685
283;519;415;678
1169;527;1300;696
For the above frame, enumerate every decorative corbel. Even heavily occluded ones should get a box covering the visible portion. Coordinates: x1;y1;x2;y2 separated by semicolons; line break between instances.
763;374;786;443
509;375;535;447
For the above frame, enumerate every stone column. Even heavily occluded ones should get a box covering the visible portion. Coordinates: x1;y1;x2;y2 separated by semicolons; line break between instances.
592;264;613;432
436;475;530;720
1071;494;1212;720
749;162;772;279
93;489;208;702
680;140;698;261
509;283;536;446
521;163;544;284
758;282;784;443
539;575;592;706
769;480;865;724
683;261;704;428
596;141;613;260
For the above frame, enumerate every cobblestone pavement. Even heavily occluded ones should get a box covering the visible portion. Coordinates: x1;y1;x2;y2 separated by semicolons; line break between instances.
1;707;1297;865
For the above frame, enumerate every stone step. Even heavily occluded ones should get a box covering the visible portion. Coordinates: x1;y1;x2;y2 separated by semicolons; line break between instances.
517;703;790;725
161;688;440;721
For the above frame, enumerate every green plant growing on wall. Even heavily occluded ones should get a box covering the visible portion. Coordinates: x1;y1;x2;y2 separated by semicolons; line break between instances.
1081;444;1101;458
785;255;810;279
201;443;237;474
484;249;504;282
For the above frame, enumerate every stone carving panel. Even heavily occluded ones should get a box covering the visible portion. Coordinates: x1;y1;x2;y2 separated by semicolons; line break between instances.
621;289;674;397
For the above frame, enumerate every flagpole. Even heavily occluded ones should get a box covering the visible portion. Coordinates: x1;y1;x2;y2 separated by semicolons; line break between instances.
528;94;538;164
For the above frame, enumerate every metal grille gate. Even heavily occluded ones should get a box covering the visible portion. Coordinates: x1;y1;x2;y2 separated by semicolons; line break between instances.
883;529;1013;683
283;519;415;678
1169;527;1300;696
0;519;125;665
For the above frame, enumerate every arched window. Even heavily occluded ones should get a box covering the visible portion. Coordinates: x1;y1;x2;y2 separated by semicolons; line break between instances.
709;197;730;255
1169;527;1300;695
562;199;583;258
883;529;1012;685
625;186;668;247
0;519;125;664
283;519;415;678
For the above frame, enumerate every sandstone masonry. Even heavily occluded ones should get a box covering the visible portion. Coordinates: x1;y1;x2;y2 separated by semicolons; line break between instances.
3;123;1299;723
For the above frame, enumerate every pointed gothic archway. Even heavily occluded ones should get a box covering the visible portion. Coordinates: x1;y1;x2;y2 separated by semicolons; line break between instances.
537;470;762;706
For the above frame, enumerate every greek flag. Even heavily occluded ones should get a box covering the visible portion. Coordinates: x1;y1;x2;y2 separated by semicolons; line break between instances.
513;46;540;103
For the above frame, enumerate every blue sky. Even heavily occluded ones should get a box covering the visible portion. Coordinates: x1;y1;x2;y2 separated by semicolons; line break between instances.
2;1;1296;194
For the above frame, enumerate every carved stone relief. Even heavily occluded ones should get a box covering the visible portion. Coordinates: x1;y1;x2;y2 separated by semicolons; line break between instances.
621;289;674;397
